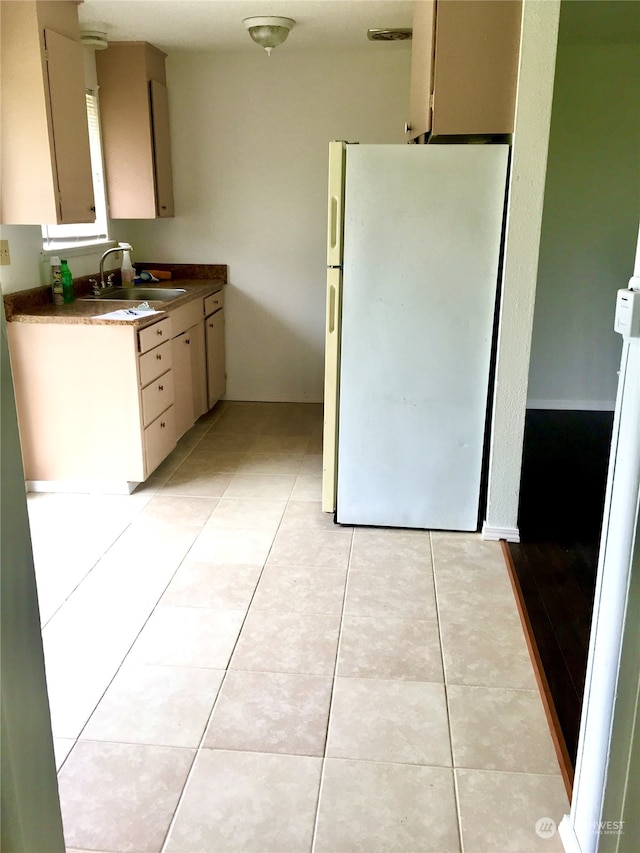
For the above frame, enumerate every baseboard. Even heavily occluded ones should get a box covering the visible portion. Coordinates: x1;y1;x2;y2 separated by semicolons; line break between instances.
26;480;138;495
558;816;582;853
482;522;520;542
527;399;615;412
502;541;574;801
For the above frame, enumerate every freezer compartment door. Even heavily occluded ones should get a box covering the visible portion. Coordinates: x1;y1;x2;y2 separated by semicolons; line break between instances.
322;266;343;512
327;141;346;268
336;143;509;530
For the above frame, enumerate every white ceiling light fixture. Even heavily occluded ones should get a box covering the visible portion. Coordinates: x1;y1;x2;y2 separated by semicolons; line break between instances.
243;16;295;56
80;23;109;50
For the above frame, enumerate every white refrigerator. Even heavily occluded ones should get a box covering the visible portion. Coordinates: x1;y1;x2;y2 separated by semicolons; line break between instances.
322;142;509;530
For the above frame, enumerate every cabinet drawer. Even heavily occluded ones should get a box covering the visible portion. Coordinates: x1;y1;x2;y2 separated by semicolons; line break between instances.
141;369;174;427
171;299;204;338
144;406;175;476
139;340;172;386
138;317;172;354
204;289;224;316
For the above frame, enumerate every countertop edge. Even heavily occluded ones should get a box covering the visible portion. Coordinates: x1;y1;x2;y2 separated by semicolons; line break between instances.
5;279;225;327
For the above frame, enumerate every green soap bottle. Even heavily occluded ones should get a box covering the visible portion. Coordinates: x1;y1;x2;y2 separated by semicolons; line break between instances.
60;259;74;304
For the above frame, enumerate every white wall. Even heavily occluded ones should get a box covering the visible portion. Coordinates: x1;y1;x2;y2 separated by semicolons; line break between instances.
0;224;119;295
526;38;640;411
111;46;410;402
483;0;561;542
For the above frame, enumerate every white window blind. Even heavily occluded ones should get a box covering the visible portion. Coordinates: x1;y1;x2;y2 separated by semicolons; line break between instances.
41;91;109;250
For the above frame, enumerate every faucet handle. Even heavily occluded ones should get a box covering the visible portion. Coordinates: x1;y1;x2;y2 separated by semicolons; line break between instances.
107;273;115;288
89;278;100;296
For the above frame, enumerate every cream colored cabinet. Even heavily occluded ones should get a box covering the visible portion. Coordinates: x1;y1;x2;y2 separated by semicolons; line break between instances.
205;291;226;409
406;0;522;141
7;317;176;492
172;330;195;440
169;299;207;439
190;321;208;421
0;0;95;225
96;42;175;219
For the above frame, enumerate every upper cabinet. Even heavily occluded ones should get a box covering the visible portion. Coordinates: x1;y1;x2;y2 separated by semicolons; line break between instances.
406;0;522;141
97;42;175;219
0;1;95;225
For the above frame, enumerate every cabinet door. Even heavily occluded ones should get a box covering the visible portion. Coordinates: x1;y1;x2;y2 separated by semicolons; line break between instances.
406;1;436;141
431;0;522;136
190;321;208;420
150;80;174;217
206;309;226;409
44;29;95;223
171;330;195;439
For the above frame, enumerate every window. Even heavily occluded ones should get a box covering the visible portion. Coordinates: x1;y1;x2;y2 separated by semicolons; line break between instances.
41;91;109;250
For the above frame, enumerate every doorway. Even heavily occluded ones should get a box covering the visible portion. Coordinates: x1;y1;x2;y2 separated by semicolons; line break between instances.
506;0;640;782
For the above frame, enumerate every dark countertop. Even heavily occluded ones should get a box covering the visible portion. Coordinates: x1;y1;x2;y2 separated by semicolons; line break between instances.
4;263;227;328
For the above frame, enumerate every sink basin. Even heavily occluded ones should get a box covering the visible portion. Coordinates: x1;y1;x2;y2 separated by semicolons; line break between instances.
82;287;187;302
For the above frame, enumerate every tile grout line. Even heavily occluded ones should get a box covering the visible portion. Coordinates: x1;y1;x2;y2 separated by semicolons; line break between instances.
52;407;233;774
158;422;314;852
429;532;465;853
60;505;220;775
309;520;355;853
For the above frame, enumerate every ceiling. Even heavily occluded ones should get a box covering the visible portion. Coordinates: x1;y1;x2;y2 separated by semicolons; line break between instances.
78;0;415;53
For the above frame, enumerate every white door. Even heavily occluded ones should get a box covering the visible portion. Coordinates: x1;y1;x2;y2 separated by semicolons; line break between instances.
560;224;640;853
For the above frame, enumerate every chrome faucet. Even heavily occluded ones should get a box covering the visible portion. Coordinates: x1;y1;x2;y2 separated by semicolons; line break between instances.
99;243;133;288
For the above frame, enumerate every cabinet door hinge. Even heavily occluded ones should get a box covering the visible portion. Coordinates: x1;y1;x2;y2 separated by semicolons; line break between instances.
429;92;435;110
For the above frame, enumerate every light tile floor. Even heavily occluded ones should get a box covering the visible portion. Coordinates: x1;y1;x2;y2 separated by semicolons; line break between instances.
28;402;570;853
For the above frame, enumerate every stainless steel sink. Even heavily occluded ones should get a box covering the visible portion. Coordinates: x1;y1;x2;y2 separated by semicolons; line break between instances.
82;287;187;302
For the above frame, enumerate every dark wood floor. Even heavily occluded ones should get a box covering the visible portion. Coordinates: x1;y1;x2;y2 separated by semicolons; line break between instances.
507;409;613;775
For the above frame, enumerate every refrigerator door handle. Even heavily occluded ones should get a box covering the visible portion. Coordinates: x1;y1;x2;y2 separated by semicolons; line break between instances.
328;284;336;334
329;196;340;252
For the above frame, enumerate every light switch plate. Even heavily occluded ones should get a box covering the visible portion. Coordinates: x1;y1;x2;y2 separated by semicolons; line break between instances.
0;239;10;265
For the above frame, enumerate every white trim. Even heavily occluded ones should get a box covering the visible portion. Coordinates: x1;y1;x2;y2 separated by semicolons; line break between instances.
569;335;640;853
40;240;116;261
484;0;561;534
481;522;520;542
26;479;139;495
527;399;616;412
559;815;583;853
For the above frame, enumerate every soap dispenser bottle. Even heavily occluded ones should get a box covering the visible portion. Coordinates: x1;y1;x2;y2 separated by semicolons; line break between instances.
120;248;135;285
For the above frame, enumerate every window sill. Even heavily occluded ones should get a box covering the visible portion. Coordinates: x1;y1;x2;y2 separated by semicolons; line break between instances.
40;240;117;261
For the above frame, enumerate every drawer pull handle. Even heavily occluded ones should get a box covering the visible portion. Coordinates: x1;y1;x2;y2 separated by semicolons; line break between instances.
156;353;162;360
157;329;163;336
159;384;164;391
185;338;190;345
160;421;166;428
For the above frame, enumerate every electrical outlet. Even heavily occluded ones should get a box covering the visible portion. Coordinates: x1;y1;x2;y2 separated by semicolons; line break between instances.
0;240;10;265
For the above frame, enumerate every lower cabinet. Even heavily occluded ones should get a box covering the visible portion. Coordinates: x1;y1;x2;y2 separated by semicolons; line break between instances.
6;286;226;492
171;328;195;440
190;321;208;421
204;290;226;409
206;308;226;409
7;317;176;490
